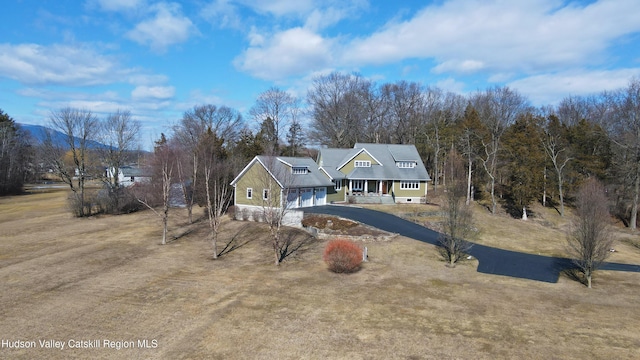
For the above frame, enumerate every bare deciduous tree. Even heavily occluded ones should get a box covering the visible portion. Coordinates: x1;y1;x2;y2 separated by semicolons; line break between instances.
381;80;424;145
173;104;243;223
136;134;174;245
197;129;233;259
541;114;572;217
45;107;99;217
250;87;298;154
257;156;297;265
608;77;640;229
567;178;614;288
438;148;474;266
470;86;529;214
307;72;368;148
99;110;141;212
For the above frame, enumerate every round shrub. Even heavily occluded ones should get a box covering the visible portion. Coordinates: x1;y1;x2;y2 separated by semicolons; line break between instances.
323;239;363;273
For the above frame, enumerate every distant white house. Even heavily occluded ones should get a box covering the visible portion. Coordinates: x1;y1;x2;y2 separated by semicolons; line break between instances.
106;166;151;187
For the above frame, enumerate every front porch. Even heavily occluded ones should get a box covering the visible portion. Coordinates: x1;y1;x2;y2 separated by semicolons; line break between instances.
346;179;395;204
348;179;392;196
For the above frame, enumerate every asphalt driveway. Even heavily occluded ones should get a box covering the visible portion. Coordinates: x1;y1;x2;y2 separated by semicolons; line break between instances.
306;205;640;283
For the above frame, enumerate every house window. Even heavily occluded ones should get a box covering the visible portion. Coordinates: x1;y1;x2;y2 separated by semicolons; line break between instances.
354;160;371;167
263;189;269;200
292;167;307;174
397;161;416;168
246;188;253;199
333;180;342;191
400;181;420;190
352;180;364;191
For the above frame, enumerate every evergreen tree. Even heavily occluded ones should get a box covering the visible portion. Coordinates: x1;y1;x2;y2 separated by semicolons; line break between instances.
502;113;545;218
0;109;31;195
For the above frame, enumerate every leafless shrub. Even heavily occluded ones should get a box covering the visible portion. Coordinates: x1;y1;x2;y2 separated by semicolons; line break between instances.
438;148;474;266
566;178;614;288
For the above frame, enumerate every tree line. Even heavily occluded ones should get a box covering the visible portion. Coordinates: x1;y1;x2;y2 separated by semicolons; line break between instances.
307;73;640;229
2;74;639;232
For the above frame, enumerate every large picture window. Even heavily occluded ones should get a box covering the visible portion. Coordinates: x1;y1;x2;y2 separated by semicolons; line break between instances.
400;181;420;190
352;180;364;191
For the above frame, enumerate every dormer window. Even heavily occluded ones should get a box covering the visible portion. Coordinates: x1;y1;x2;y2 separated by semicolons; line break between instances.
396;161;416;168
354;160;371;167
292;166;308;175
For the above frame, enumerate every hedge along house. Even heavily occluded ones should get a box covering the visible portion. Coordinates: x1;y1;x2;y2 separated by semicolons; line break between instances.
230;155;334;218
317;143;431;203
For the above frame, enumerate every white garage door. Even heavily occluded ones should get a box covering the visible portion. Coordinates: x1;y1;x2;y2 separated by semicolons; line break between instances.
300;188;314;207
286;189;299;209
314;187;326;206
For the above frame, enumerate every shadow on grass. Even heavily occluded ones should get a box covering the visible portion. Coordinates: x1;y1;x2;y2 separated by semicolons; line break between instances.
561;267;587;287
217;224;259;257
277;229;318;263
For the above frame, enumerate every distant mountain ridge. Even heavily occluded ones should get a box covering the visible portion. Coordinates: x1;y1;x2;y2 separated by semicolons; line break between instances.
18;123;110;150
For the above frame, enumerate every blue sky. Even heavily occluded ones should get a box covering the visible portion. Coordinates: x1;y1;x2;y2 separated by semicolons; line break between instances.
2;0;640;149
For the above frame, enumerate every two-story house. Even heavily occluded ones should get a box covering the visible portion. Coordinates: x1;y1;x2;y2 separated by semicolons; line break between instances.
317;143;431;203
231;144;431;212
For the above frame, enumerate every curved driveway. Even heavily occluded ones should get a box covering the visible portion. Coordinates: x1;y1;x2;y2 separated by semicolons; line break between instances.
306;205;640;283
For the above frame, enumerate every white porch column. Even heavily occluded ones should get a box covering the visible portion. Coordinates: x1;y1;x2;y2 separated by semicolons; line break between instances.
349;180;352;194
378;180;382;194
364;180;368;193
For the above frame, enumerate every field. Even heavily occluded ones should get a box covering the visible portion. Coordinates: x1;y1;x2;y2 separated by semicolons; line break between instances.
1;188;640;359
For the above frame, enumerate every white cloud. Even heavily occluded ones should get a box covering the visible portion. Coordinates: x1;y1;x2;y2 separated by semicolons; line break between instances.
201;0;243;29
434;78;466;94
235;27;333;80
0;43;126;86
236;0;316;17
126;2;197;52
90;0;147;12
343;0;640;75
433;60;485;74
131;85;175;100
508;68;640;106
0;43;174;89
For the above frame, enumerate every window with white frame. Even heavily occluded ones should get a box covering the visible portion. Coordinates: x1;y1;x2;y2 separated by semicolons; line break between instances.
400;181;420;190
246;188;253;199
396;161;416;168
333;179;342;191
292;166;307;174
354;160;371;167
262;189;269;200
352;180;364;191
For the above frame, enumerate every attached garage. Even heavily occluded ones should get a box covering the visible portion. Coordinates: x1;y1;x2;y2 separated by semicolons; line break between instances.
286;189;299;208
314;187;326;206
300;188;314;207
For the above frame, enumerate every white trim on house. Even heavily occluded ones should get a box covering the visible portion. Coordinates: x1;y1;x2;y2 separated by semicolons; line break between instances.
230;157;284;189
336;148;383;171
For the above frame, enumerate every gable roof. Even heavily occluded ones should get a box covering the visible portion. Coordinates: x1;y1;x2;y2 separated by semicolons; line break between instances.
231;155;334;189
318;143;431;181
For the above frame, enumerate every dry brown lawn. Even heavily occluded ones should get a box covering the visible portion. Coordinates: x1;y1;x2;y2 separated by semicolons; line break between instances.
1;187;640;359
